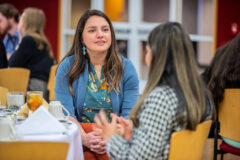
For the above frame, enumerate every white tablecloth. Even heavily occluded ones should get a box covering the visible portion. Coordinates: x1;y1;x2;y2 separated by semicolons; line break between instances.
15;121;84;160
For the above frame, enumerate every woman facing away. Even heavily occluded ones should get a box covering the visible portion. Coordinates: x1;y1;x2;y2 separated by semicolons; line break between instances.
95;22;214;160
54;10;139;159
202;32;240;148
8;8;54;100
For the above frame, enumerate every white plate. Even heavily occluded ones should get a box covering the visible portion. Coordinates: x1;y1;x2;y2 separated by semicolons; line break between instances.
17;116;26;121
59;120;72;129
57;116;69;121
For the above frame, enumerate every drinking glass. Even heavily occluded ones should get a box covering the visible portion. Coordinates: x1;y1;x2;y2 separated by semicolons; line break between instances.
7;92;24;114
27;91;43;112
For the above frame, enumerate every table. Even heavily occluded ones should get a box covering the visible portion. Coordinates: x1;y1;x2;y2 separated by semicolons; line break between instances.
15;121;84;160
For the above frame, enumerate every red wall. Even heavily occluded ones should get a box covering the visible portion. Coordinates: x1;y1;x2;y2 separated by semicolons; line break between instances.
217;0;240;47
0;0;59;58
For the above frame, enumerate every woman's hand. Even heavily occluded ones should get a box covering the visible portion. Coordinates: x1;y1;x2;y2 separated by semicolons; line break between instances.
83;129;106;154
89;136;106;154
69;116;106;154
118;116;133;141
111;113;133;141
94;110;119;141
89;128;106;154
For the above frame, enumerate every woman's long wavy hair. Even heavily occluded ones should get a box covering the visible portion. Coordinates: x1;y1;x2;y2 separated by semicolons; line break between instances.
208;32;240;109
130;22;207;130
60;10;123;95
21;8;53;58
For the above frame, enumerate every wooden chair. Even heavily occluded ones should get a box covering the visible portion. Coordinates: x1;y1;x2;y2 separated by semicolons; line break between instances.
213;89;240;160
168;120;212;160
0;68;30;96
0;141;69;160
47;64;58;101
0;86;8;106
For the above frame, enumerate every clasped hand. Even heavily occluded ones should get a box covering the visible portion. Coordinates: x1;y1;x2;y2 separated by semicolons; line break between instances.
83;128;106;154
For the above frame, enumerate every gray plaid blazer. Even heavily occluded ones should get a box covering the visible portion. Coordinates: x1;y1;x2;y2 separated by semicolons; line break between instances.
106;85;182;160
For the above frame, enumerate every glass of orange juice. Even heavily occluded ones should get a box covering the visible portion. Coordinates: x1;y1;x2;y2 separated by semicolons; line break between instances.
27;91;43;112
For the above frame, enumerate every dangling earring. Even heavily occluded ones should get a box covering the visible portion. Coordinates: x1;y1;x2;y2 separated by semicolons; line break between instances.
82;45;86;55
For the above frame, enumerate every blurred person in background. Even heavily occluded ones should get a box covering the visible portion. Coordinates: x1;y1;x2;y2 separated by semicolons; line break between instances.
0;3;19;59
202;32;240;148
95;22;214;160
55;9;139;160
9;8;54;100
0;37;8;68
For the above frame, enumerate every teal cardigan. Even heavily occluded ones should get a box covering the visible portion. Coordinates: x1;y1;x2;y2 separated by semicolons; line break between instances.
55;55;139;121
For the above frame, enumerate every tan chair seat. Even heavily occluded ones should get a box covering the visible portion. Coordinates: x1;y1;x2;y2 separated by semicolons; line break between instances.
0;142;69;160
168;120;212;160
0;86;8;106
0;68;30;96
47;64;58;101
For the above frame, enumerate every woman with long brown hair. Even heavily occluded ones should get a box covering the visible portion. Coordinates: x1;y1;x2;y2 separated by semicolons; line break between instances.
9;8;54;99
95;22;213;160
202;32;240;148
55;10;139;159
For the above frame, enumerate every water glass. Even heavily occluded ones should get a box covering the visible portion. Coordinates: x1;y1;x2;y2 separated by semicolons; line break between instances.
7;92;24;114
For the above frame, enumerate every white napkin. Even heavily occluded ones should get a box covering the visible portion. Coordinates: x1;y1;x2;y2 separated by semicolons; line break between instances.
16;106;66;135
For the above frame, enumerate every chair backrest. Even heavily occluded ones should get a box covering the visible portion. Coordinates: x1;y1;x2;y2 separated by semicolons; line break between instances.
168;120;212;160
47;64;58;101
0;141;69;160
218;89;240;142
0;68;30;96
0;86;8;106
